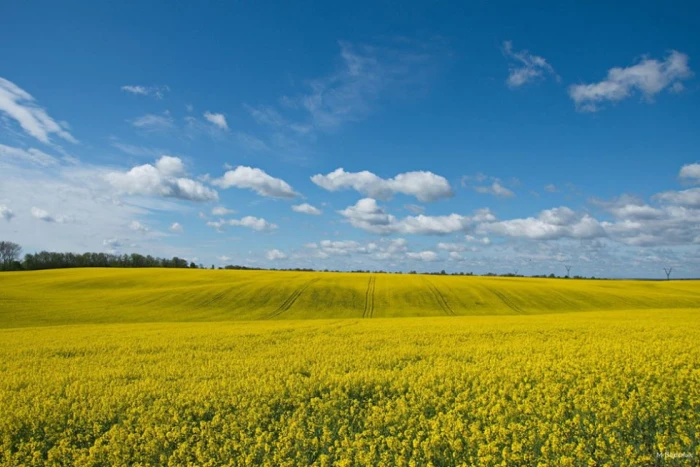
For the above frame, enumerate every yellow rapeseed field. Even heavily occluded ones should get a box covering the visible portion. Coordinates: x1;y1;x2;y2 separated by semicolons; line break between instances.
0;269;698;465
1;268;699;326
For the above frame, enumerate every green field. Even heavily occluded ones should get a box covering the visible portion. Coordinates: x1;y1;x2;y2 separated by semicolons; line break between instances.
1;269;698;465
1;268;699;327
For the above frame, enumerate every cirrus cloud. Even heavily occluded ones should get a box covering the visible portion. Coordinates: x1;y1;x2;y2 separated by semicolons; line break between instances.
0;77;77;144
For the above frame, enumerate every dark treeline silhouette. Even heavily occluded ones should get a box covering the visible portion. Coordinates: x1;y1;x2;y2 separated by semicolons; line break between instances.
7;249;194;271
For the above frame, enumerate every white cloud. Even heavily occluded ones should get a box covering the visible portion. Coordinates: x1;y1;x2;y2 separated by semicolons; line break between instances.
289;40;448;130
212;206;236;216
129;220;149;233
266;249;287;260
0;77;77;144
129;114;174;131
0;152;194;259
436;242;466;252
244;39;448;142
480;207;606;240
103;238;123;250
154;155;185;176
338;198;494;235
311;168;452;202
203;112;228;131
121;85;170;99
679;163;700;183
654;187;700;208
31;206;72;223
300;237;408;263
592;196;666;220
170;222;183;232
212;166;298;198
207;216;277;232
106;156;218;202
0;205;15;221
463;173;516;198
292;203;322;215
474;181;515;198
217;255;232;262
406;250;438;262
502;41;558;88
544;184;559;193
0;143;59;167
568;51;692;112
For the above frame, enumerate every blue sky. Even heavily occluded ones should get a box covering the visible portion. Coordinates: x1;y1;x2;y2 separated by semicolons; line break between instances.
1;1;700;277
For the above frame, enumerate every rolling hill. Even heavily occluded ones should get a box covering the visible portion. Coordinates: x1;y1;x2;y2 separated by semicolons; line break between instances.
1;268;698;327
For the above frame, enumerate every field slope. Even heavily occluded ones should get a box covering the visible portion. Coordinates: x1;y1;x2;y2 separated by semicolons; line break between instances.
1;268;699;327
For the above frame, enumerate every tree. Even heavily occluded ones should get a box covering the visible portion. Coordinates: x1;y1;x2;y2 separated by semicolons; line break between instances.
0;241;22;271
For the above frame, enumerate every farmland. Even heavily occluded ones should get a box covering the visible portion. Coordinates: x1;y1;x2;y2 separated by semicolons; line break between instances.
1;268;699;327
0;269;699;465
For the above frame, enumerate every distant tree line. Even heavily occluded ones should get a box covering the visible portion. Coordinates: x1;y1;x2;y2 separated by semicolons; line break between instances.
0;241;199;271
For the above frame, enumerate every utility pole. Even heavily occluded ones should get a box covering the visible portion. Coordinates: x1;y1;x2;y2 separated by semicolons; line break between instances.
513;269;518;276
663;267;672;280
564;265;572;278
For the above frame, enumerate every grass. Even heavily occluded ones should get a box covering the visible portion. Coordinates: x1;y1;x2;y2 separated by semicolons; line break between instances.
1;268;699;327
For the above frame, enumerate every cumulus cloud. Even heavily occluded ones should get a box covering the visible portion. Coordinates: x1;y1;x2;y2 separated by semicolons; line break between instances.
0;205;15;221
31;207;57;223
338;198;494;235
266;249;287;260
568;51;692;112
212;166;298;198
592;196;665;220
654;187;700;208
311;168;452;202
463;173;516;198
170;222;183;232
292;203;322;215
121;85;170;99
0;77;77;144
106;156;218;202
212;206;236;216
679;163;700;183
474;181;515;198
207;216;278;232
502;41;558;88
480;207;606;240
302;237;408;262
406;250;439;262
601;205;700;247
203;111;228;130
129;220;149;233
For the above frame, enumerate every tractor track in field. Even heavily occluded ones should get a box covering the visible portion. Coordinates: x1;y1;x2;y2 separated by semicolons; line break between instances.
485;287;525;314
266;278;320;319
424;279;456;316
362;275;376;318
